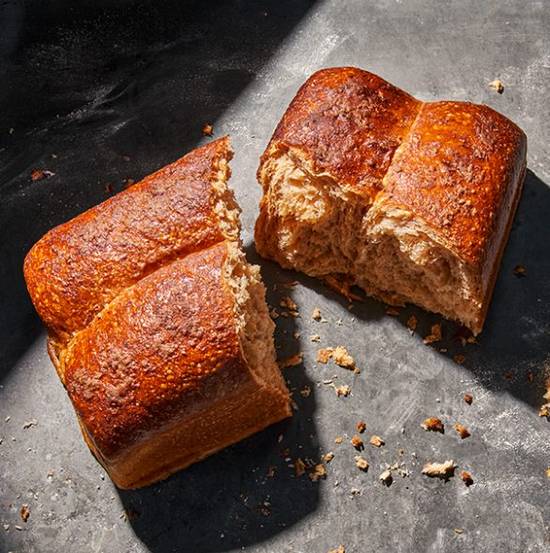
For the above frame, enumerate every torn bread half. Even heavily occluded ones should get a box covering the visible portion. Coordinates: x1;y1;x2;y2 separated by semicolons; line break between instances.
24;137;291;488
255;68;527;334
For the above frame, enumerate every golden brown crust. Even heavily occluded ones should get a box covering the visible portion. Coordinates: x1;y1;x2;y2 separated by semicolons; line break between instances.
61;242;289;471
260;67;421;200
24;137;233;343
382;101;527;268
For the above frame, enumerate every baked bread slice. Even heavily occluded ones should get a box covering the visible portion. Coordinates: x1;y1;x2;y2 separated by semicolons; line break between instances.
255;68;527;334
24;137;291;488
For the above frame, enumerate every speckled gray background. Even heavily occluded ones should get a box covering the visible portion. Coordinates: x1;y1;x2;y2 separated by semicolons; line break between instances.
1;1;549;552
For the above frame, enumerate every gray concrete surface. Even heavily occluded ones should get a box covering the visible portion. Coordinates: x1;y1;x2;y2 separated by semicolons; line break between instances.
1;1;549;552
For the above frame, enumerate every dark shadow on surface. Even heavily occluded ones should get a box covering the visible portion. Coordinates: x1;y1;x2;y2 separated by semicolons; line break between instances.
119;245;320;553
0;0;317;381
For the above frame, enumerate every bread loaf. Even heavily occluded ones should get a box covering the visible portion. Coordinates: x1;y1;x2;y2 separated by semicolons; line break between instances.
255;68;527;334
24;137;291;488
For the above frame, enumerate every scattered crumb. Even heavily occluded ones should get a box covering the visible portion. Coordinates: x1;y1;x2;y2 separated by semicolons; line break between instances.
327;546;345;553
269;308;279;319
351;435;364;451
406;315;417;332
331;346;355;370
454;528;464;535
294;458;306;477
104;183;113;194
279;353;303;369
526;372;535;383
388;461;410;478
31;169;55;181
266;466;276;478
280;296;298;311
385;306;400;316
335;385;351;397
421;417;445;433
202;123;214;136
22;419;37;429
369;435;385;447
20;505;30;523
356;420;367;434
312;308;322;321
334;436;343;445
293;331;301;340
322;452;335;463
453;354;466;365
460;470;474;487
463;393;473;405
504;371;514;381
310;334;321;343
545;467;550;479
355;456;369;472
299;386;311;398
309;464;327;482
513;264;526;277
423;323;442;344
454;423;471;439
379;469;393;486
422;460;457;480
489;79;504;93
539;404;550;419
317;348;333;364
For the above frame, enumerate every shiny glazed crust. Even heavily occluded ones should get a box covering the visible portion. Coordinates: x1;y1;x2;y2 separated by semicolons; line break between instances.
256;67;527;334
24;138;291;488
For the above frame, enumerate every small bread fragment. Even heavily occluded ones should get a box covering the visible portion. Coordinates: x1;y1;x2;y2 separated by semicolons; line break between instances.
369;435;385;447
460;470;474;486
422;460;457;480
355;456;369;472
454;423;471;439
421;417;445;433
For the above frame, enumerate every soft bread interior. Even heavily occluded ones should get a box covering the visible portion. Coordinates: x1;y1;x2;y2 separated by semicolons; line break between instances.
224;242;290;401
211;153;241;242
257;148;368;276
257;148;483;333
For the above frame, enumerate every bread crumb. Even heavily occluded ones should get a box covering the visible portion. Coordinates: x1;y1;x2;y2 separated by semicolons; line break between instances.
322;452;335;463
335;385;351;397
423;324;442;344
421;417;444;433
269;308;279;319
280;296;298;311
460;470;474;486
31;169;55;181
356;420;367;434
351;435;364;451
266;465;276;478
379;469;393;486
331;346;355;370
279;353;303;369
310;334;321;343
385;306;400;316
294;458;306;477
22;419;37;429
513;264;526;277
454;422;471;439
454;528;464;535
355;456;369;472
406;315;417;332
312;308;322;321
309;464;327;482
545;467;550;479
202;123;214;136
539;404;550;419
422;460;456;479
20;505;30;523
489;79;504;93
369;435;385;447
334;436;343;444
300;386;311;398
317;348;333;364
327;546;345;553
453;354;466;365
463;393;473;405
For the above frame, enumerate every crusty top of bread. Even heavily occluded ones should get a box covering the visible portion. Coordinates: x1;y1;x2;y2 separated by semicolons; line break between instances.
24;137;235;343
62;242;246;459
261;67;421;200
382;101;526;267
260;67;527;269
